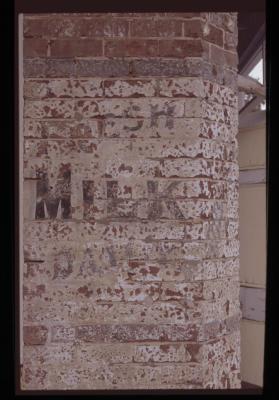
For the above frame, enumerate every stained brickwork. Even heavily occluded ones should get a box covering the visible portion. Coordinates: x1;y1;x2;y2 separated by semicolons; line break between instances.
22;12;240;390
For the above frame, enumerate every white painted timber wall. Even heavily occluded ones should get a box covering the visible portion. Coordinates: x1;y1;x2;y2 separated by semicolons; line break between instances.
237;120;266;387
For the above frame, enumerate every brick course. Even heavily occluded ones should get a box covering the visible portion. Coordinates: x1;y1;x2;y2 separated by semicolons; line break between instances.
21;12;240;390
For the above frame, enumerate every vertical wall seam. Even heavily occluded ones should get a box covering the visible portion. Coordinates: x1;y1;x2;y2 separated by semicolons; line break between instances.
18;13;24;367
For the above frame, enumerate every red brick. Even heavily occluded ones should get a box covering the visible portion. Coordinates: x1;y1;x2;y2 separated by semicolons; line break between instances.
224;31;238;51
203;24;224;47
121;282;161;301
103;79;156;97
110;13;165;17
134;343;186;362
23;325;48;345
24;18;46;37
75;324;199;342
159;39;203;58
210;45;238;68
208;13;237;33
103;19;129;37
167;13;204;19
223;13;237;33
24;99;74;119
131;58;202;77
24;59;77;78
51;326;76;342
224;51;238;69
200;314;240;341
24;16;129;39
50;39;103;57
184;20;203;38
223;68;238;90
130;20;182;37
75;59;130;77
23;284;46;300
21;11;240;391
21;365;48;389
104;39;158;57
23;17;83;38
202;40;210;62
23;39;49;58
79;18;129;37
160;282;204;301
79;18;105;37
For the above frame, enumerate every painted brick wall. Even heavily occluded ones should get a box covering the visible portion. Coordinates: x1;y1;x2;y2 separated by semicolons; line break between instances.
21;12;240;390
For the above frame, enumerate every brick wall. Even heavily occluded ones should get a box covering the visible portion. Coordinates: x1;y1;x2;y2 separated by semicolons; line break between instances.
21;12;240;390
